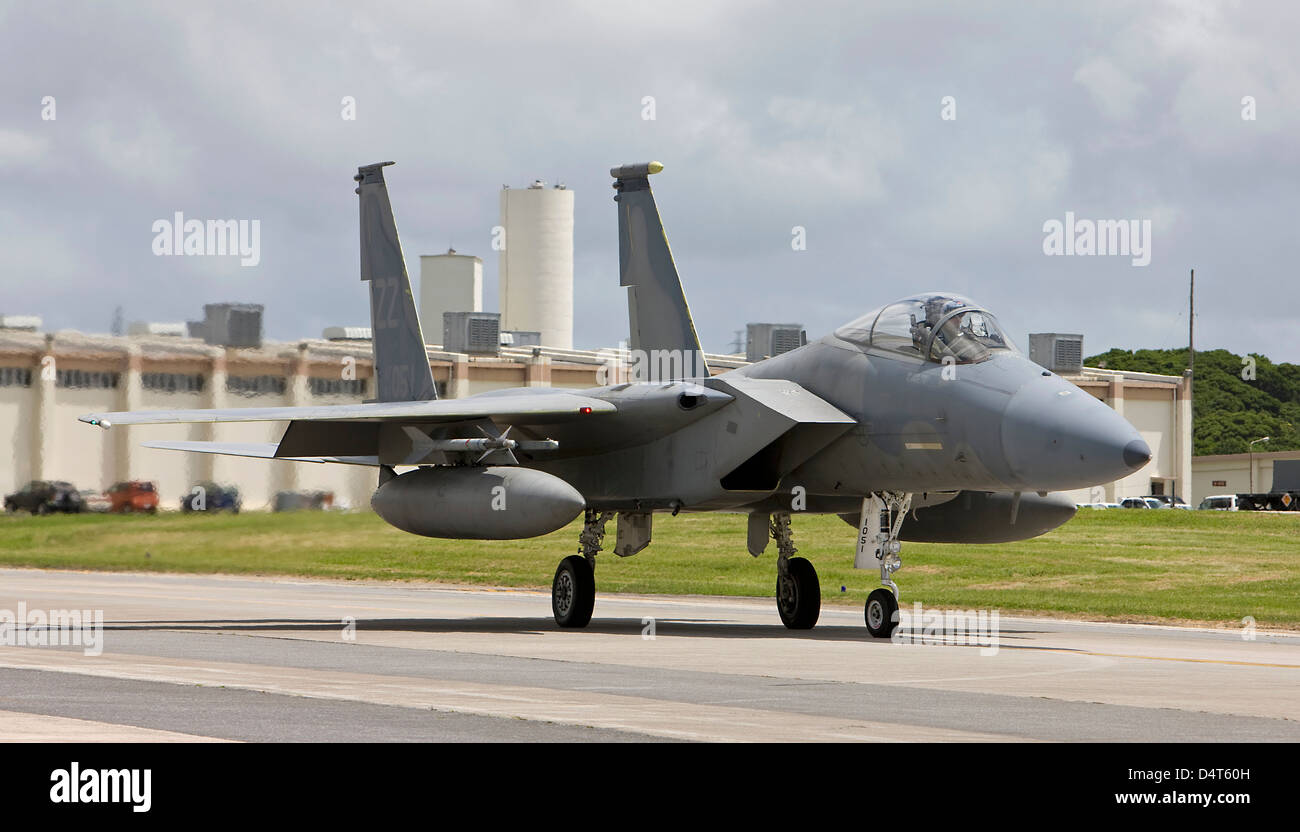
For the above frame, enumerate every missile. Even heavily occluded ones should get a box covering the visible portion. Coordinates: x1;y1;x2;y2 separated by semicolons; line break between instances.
423;438;560;453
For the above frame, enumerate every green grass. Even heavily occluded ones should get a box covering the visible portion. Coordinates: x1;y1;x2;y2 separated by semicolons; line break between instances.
1;509;1297;628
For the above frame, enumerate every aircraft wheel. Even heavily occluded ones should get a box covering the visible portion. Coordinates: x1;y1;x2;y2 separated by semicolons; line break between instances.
552;555;595;628
865;588;899;638
776;557;820;629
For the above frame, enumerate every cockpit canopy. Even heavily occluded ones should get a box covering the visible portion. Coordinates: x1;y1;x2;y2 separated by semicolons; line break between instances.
834;293;1018;364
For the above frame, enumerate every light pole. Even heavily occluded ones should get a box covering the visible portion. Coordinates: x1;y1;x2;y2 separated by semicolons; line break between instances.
1248;436;1270;493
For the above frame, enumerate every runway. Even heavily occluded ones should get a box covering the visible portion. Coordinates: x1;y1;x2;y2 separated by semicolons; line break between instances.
1;568;1298;742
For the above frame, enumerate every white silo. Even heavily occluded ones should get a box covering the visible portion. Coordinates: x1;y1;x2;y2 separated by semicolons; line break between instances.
499;180;574;350
420;249;483;345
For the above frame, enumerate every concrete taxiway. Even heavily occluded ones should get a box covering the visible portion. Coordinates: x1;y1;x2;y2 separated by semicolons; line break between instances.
1;568;1297;742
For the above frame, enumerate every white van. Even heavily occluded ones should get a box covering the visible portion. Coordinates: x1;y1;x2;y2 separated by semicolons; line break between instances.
1197;495;1238;511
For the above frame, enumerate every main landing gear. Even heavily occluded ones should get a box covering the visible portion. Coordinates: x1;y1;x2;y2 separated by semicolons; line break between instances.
552;509;613;628
856;492;912;638
772;513;820;629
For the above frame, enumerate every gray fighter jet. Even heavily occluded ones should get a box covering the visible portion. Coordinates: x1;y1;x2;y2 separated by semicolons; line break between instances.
81;161;1150;636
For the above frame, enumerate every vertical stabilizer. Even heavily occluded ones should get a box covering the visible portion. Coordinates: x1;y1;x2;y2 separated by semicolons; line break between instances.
356;162;437;402
611;162;710;379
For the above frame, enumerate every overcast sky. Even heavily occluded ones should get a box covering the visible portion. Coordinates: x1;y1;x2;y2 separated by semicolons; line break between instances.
1;0;1296;362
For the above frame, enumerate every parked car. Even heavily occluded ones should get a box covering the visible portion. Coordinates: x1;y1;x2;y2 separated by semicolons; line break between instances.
180;482;241;513
272;490;335;512
108;480;159;513
1078;502;1122;509
1119;496;1164;509
4;481;84;515
1197;495;1238;511
80;489;112;513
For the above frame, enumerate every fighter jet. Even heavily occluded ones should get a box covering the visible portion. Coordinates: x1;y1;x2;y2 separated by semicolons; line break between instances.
81;161;1151;636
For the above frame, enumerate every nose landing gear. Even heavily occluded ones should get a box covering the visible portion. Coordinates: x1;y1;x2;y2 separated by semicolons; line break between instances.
856;492;912;638
865;588;899;639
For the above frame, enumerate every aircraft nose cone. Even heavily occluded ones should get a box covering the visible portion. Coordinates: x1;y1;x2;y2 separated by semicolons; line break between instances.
1123;438;1152;470
1001;379;1148;491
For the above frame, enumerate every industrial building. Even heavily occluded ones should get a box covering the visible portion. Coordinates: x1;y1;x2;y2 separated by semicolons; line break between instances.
498;180;574;350
418;250;482;340
1192;449;1300;499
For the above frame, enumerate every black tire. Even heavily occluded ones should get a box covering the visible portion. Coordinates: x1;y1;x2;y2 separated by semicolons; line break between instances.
865;588;900;638
776;557;820;629
552;555;595;628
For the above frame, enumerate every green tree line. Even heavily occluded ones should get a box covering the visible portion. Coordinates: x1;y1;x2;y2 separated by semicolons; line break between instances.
1085;347;1300;456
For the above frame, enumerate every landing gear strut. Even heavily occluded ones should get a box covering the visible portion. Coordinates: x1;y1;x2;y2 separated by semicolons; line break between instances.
772;513;820;629
553;509;612;628
856;492;912;638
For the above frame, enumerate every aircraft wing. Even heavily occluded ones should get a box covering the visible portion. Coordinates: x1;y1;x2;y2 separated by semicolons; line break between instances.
79;392;616;429
140;441;382;467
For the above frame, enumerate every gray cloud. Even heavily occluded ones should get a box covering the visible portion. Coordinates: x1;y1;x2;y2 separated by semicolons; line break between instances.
1;0;1296;361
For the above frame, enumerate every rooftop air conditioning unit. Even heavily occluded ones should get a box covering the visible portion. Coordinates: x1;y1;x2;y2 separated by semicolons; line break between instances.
1028;333;1084;374
444;311;501;355
201;303;264;349
746;323;806;362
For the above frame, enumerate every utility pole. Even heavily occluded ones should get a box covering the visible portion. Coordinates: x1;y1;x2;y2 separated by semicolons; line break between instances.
1184;269;1194;505
1188;269;1194;381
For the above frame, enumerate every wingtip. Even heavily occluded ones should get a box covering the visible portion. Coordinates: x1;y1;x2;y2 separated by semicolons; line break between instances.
80;415;111;429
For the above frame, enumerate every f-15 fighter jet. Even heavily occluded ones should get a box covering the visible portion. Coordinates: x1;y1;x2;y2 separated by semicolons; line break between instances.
82;161;1150;636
